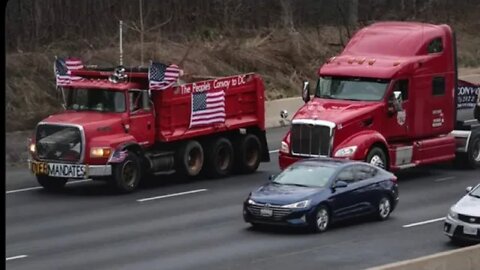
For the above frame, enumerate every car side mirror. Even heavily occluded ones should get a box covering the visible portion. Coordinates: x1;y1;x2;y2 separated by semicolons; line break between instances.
302;80;311;103
268;174;276;181
466;186;472;193
334;180;348;189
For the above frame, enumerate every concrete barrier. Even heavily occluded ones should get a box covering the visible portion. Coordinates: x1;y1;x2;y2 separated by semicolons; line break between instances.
366;244;480;270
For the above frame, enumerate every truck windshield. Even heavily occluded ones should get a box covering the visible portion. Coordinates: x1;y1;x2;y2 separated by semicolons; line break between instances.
64;88;126;113
315;76;390;101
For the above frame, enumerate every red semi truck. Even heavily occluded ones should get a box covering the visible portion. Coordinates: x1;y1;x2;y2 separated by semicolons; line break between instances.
28;60;270;192
279;22;480;171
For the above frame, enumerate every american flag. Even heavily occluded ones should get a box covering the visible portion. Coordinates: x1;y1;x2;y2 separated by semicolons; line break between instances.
190;90;226;128
149;62;181;90
108;150;128;163
54;58;84;86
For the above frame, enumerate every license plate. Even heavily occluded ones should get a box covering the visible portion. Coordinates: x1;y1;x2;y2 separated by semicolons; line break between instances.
31;161;87;178
260;208;273;217
463;225;478;235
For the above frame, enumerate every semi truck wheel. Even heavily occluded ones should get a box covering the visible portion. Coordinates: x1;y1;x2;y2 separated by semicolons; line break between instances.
366;147;388;170
112;151;142;193
235;134;261;174
36;176;67;191
176;140;204;177
466;136;480;169
204;137;234;178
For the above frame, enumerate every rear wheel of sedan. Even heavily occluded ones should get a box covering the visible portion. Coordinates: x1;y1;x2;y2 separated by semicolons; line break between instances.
376;196;392;221
311;205;330;233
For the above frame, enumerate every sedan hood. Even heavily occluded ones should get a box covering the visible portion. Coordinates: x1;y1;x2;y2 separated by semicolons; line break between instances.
452;194;480;217
250;182;324;205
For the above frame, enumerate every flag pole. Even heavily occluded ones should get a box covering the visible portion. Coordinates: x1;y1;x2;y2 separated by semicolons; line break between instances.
119;20;123;66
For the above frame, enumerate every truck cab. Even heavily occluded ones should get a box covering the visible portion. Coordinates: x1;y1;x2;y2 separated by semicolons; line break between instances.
279;22;480;171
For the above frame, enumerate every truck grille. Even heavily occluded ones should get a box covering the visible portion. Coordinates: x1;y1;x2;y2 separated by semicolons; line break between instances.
247;204;293;220
290;124;332;156
36;124;83;163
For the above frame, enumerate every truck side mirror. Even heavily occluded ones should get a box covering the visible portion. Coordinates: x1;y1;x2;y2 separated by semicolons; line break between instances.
389;91;403;113
302;81;311;103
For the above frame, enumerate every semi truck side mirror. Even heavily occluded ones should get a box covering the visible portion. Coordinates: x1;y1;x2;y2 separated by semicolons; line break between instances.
302;81;311;103
389;91;403;112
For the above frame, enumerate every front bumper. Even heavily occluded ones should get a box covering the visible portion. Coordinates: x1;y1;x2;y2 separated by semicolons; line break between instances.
242;203;315;227
28;159;112;178
444;215;480;242
278;153;303;170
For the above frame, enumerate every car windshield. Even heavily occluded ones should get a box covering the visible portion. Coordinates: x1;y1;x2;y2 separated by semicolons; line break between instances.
64;88;126;113
314;76;390;101
469;185;480;198
272;164;336;188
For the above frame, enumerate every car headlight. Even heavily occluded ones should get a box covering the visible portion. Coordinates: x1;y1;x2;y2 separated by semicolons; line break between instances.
334;146;358;157
280;141;289;154
247;199;259;205
90;147;112;158
448;208;458;219
282;200;311;209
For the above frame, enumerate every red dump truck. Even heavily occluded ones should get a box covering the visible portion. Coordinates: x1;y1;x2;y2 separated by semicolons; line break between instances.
279;21;480;171
28;59;269;192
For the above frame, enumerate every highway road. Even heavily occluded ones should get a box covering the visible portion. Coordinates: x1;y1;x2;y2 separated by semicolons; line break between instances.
6;126;480;270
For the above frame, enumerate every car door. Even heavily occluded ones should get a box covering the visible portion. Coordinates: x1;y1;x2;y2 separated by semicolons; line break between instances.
327;166;364;220
351;165;379;215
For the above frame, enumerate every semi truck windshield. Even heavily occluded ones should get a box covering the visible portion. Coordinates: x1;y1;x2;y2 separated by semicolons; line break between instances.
65;88;126;113
315;77;390;101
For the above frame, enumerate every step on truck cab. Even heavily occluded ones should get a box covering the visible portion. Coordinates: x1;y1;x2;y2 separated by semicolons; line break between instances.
28;59;270;192
279;22;480;171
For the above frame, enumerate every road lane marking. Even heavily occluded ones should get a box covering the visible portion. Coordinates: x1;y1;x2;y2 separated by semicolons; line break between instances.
269;149;279;153
434;176;456;182
6;255;28;261
402;217;445;228
137;189;208;202
6;179;91;194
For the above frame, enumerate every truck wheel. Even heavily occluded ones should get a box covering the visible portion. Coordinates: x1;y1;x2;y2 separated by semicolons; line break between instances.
474;105;480;121
366;147;388;170
36;176;67;191
466;136;480;169
235;134;261;174
176;140;204;177
204;137;234;178
112;151;142;193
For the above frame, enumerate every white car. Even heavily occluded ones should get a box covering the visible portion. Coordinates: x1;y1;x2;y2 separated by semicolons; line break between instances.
444;183;480;243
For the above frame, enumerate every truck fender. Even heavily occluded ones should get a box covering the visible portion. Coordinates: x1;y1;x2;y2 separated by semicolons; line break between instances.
333;130;389;161
89;134;141;164
109;142;145;164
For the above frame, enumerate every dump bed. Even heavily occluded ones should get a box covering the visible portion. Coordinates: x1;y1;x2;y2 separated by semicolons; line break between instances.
151;73;266;142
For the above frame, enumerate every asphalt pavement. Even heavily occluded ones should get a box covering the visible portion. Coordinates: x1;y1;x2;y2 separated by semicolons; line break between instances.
6;126;480;270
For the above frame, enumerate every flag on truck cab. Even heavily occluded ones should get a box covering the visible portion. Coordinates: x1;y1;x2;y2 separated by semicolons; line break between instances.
148;62;181;90
190;89;226;128
54;58;83;86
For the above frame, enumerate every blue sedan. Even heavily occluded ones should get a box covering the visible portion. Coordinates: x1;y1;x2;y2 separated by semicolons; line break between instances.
243;158;399;232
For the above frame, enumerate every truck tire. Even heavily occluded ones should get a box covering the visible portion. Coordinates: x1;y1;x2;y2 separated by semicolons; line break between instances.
111;151;142;193
36;176;67;191
466;135;480;169
366;147;388;170
204;137;234;178
176;140;204;177
235;134;261;174
474;105;480;121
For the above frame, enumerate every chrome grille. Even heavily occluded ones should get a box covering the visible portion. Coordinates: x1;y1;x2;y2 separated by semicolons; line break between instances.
290;123;332;156
247;204;293;220
36;124;83;162
458;214;480;224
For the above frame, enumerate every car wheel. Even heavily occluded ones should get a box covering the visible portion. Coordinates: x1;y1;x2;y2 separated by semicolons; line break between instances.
312;205;330;233
36;176;67;191
366;147;388;170
112;151;142;193
377;196;392;221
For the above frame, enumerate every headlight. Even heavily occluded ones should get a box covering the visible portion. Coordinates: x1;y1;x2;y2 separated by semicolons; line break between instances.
334;146;358;157
282;200;311;209
29;143;36;153
280;141;289;154
90;147;112;158
448;208;458;219
247;199;258;205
